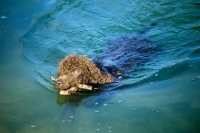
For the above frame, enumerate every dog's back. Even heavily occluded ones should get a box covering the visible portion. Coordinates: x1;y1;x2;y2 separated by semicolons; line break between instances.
95;18;162;78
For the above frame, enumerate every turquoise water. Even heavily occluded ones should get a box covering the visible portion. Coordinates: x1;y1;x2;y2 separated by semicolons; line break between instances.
1;0;200;132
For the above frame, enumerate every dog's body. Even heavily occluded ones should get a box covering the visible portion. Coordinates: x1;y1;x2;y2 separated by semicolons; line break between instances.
52;19;161;95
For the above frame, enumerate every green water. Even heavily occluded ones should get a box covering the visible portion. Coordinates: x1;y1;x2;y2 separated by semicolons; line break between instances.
1;0;200;133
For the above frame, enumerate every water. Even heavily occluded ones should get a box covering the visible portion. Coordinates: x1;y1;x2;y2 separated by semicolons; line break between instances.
1;0;200;132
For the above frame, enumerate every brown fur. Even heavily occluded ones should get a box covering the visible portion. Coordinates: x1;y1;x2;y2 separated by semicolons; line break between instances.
55;54;114;90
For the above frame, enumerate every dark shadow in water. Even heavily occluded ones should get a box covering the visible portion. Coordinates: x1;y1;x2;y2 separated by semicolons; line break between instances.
94;18;162;79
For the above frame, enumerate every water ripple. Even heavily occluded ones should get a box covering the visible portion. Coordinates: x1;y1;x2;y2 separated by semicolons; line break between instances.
20;0;200;92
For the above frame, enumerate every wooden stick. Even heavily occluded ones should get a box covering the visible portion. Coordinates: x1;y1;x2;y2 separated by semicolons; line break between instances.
76;84;93;90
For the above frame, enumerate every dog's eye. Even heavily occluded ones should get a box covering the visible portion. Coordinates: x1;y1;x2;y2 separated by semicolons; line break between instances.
57;81;63;86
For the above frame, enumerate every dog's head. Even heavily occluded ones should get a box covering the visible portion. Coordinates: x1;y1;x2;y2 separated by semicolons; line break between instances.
52;70;82;90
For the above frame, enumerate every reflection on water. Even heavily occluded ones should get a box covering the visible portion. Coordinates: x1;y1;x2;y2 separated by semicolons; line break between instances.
1;0;200;132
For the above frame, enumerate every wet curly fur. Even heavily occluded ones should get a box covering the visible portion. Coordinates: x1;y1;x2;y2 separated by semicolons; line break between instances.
57;54;114;90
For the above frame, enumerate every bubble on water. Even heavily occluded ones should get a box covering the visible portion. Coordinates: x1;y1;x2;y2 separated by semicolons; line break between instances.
118;101;122;103
97;129;100;131
30;125;36;128
104;104;108;106
1;16;7;18
150;82;154;85
133;107;138;111
67;120;72;123
62;120;66;123
70;116;74;119
95;111;99;113
95;103;99;105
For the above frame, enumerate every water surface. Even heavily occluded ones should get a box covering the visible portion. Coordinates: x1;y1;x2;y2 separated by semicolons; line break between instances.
0;0;200;133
